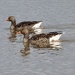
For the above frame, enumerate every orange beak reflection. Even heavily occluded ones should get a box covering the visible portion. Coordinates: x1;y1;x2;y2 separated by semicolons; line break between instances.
16;31;22;34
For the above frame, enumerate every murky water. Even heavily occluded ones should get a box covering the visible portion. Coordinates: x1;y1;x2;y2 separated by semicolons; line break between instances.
0;0;75;75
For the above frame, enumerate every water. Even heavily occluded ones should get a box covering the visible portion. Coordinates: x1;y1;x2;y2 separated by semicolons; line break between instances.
0;0;75;75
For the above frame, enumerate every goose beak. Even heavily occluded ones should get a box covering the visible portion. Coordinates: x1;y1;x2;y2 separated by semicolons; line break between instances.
6;19;9;21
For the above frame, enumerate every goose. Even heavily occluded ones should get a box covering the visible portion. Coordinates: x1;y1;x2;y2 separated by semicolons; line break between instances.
30;31;63;48
17;29;63;51
6;16;42;34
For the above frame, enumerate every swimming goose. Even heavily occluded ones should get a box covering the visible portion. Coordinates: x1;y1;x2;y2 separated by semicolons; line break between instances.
6;16;42;33
17;29;63;50
30;31;63;48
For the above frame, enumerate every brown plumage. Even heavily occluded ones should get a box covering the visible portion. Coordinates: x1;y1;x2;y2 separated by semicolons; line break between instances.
6;16;42;32
16;27;63;49
30;31;63;48
30;31;62;40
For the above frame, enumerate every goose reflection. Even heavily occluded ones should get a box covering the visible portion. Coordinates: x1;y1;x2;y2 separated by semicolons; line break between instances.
9;29;16;41
48;41;62;50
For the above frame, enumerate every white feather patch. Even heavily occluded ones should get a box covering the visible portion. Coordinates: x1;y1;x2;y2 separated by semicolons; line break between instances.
32;22;42;28
34;28;42;34
49;34;62;42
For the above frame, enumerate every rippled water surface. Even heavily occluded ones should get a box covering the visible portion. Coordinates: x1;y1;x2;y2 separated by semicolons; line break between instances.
0;0;75;75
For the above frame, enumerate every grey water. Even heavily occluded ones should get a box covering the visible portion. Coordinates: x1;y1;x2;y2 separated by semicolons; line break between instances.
0;0;75;75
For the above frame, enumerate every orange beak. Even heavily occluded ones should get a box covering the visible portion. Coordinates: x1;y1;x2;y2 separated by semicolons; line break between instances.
6;19;9;21
16;31;22;34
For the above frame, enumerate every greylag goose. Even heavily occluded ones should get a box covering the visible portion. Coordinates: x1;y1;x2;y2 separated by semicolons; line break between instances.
17;29;63;53
6;16;42;34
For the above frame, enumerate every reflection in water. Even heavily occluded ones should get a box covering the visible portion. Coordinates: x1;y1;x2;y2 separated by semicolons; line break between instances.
5;27;17;42
19;41;62;56
20;49;30;56
9;29;17;42
49;41;62;50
